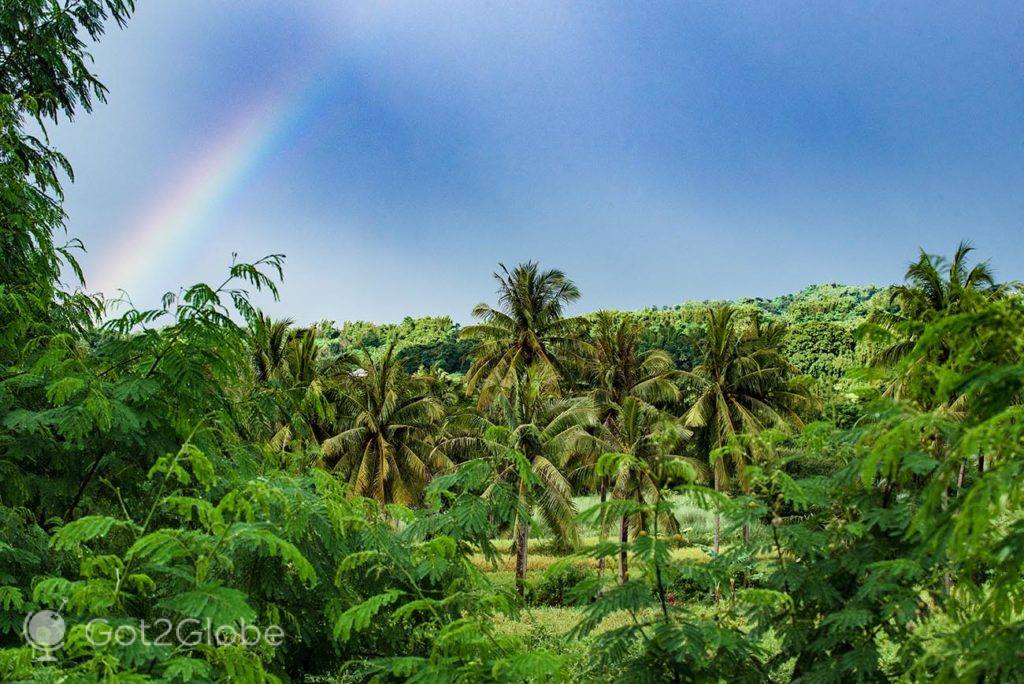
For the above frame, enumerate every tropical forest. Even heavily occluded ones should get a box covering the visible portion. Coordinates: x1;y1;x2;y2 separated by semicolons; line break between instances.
2;3;1023;683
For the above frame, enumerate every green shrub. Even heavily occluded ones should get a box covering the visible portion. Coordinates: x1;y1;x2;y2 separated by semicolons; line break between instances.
529;562;593;607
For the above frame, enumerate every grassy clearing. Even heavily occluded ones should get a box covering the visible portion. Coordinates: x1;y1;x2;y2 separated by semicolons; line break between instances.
473;494;734;645
569;493;771;546
491;606;657;639
476;496;724;602
471;544;709;572
481;494;754;567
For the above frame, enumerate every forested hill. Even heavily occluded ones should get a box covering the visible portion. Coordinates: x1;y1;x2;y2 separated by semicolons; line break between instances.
324;283;886;380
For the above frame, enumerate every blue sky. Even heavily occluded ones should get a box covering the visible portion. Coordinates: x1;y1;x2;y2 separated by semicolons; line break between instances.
55;1;1023;323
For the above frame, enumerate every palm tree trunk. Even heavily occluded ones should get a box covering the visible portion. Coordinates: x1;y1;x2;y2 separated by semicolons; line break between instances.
945;474;959;592
514;478;530;597
597;477;608;581
742;523;749;545
651;502;670;623
618;515;629;583
713;467;721;555
514;516;529;598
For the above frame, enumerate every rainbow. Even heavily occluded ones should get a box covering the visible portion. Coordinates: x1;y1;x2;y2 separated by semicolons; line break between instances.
93;73;328;297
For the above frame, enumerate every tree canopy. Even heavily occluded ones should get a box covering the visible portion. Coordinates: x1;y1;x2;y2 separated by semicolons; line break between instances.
2;5;1023;681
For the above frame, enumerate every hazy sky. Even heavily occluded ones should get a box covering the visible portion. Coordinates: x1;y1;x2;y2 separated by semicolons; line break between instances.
54;1;1023;323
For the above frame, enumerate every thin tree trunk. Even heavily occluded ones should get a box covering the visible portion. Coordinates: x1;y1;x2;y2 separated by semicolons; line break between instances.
62;451;106;524
978;453;985;475
713;468;721;555
514;515;529;598
944;451;967;593
742;523;750;545
597;477;608;581
618;515;629;583
942;483;954;593
652;504;670;623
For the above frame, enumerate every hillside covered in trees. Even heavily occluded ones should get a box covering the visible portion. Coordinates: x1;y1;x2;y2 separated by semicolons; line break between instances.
3;4;1024;683
327;282;884;380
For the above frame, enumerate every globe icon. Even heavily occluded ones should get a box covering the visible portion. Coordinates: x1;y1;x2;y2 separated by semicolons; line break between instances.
23;610;66;661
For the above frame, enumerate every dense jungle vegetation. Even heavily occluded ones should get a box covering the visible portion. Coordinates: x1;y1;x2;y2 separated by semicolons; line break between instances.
2;3;1024;682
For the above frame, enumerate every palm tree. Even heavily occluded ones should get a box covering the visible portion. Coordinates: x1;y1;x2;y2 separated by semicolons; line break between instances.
864;243;1013;486
249;312;293;384
438;368;595;595
865;242;1005;400
461;262;586;407
604;397;695;582
322;343;450;505
582;312;680;415
572;312;680;579
246;314;353;449
683;305;809;552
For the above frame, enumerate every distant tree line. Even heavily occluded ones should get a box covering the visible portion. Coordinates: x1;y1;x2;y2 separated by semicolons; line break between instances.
324;283;884;382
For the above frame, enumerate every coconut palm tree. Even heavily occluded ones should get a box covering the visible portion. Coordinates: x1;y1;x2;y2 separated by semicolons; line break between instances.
864;242;1007;400
683;305;809;552
582;312;680;416
863;243;1014;486
249;312;293;384
246;314;353;449
603;397;696;582
571;312;680;579
461;262;587;407
322;343;450;505
437;368;595;595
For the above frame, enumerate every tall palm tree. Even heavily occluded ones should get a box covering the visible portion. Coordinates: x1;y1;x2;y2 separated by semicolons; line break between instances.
572;312;680;579
438;368;595;595
582;312;680;416
865;242;1005;400
246;314;353;449
284;327;354;442
322;343;450;505
249;312;293;384
461;262;587;407
604;397;696;582
864;243;1012;485
683;305;809;552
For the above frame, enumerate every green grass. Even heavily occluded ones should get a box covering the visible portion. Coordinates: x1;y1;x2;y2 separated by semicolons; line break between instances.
474;493;741;639
475;500;715;615
510;493;769;549
478;494;731;586
491;605;651;638
474;537;708;569
473;495;776;679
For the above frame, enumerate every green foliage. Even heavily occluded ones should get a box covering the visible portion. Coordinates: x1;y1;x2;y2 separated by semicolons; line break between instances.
321;342;451;505
3;5;1024;680
329;460;572;682
325;284;884;383
568;452;767;682
783;320;856;382
461;262;588;407
330;316;476;375
529;562;592;607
